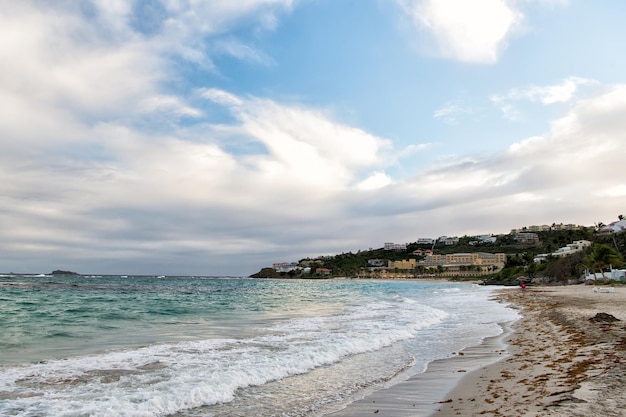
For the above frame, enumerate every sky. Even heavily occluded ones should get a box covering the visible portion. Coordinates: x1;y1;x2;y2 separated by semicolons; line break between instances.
1;0;625;276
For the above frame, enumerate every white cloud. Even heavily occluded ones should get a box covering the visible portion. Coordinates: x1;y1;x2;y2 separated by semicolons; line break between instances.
0;77;394;274
416;85;626;221
600;185;626;198
492;76;598;105
398;0;522;63
433;101;472;124
0;4;162;121
212;38;276;66
491;77;599;120
199;88;245;107
1;1;624;276
356;172;393;191
521;0;570;7
220;92;393;191
344;84;626;239
0;0;313;275
139;95;203;117
151;0;295;68
0;0;293;124
399;143;431;158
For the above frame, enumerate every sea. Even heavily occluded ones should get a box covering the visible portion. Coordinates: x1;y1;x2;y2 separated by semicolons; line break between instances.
0;275;519;417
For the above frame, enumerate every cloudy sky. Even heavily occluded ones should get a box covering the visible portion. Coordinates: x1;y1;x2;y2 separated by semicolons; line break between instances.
2;0;625;276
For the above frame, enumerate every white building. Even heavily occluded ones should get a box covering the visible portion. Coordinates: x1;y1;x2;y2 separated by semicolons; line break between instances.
534;240;591;263
415;238;435;245
585;267;626;281
552;240;592;257
438;236;459;245
384;242;407;251
513;232;540;245
272;262;299;273
472;235;497;244
599;220;626;234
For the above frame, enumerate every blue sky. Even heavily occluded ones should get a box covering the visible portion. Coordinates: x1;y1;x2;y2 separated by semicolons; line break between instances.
1;0;625;275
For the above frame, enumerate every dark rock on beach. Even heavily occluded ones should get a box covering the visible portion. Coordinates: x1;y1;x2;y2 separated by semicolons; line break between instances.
589;312;621;323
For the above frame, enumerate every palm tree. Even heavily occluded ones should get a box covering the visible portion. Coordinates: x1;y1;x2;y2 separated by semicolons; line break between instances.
584;244;624;280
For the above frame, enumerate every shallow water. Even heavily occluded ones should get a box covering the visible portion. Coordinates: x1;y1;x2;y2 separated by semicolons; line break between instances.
0;275;518;416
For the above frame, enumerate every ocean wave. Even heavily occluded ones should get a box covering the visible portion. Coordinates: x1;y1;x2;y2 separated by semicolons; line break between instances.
0;298;447;417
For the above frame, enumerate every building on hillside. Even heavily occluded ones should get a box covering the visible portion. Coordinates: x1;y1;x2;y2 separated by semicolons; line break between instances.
438;236;459;245
415;238;435;245
553;240;592;256
511;223;585;234
552;223;584;231
598;220;626;234
272;262;299;273
418;252;506;277
412;249;433;256
384;242;407;251
388;259;417;269
315;268;332;276
585;267;626;281
534;240;592;263
469;235;497;245
356;252;506;279
420;252;506;267
299;259;324;267
368;259;386;267
512;232;540;245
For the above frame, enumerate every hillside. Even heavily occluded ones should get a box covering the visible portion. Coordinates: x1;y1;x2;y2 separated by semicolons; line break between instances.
251;223;626;284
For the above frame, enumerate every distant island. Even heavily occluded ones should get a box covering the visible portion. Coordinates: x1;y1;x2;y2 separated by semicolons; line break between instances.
51;270;79;275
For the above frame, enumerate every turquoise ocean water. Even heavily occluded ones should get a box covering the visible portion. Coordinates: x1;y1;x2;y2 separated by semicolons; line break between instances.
0;275;518;416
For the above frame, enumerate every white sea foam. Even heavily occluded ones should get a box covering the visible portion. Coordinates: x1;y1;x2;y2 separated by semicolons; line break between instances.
0;279;519;417
0;298;447;417
432;287;462;294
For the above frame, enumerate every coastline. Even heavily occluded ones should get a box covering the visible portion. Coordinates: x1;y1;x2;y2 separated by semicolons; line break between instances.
327;285;517;417
433;284;626;416
327;320;514;417
329;284;626;417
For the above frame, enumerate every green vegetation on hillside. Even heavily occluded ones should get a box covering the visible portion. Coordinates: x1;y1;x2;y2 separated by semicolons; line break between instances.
483;230;625;285
252;220;626;285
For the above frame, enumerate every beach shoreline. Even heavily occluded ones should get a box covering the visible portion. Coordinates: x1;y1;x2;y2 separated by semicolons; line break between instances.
326;286;518;417
330;284;626;417
327;319;515;417
431;284;626;416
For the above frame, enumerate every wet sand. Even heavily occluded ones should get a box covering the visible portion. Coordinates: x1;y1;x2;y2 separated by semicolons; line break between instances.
327;322;513;417
330;284;626;417
433;284;626;416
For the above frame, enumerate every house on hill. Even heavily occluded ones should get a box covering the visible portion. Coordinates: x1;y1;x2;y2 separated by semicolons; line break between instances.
415;238;435;245
384;242;407;251
272;262;299;273
534;240;592;263
512;232;540;245
438;236;459;245
598;220;626;234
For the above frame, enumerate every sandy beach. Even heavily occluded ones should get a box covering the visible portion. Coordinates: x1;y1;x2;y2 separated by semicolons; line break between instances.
330;283;626;417
433;284;626;416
